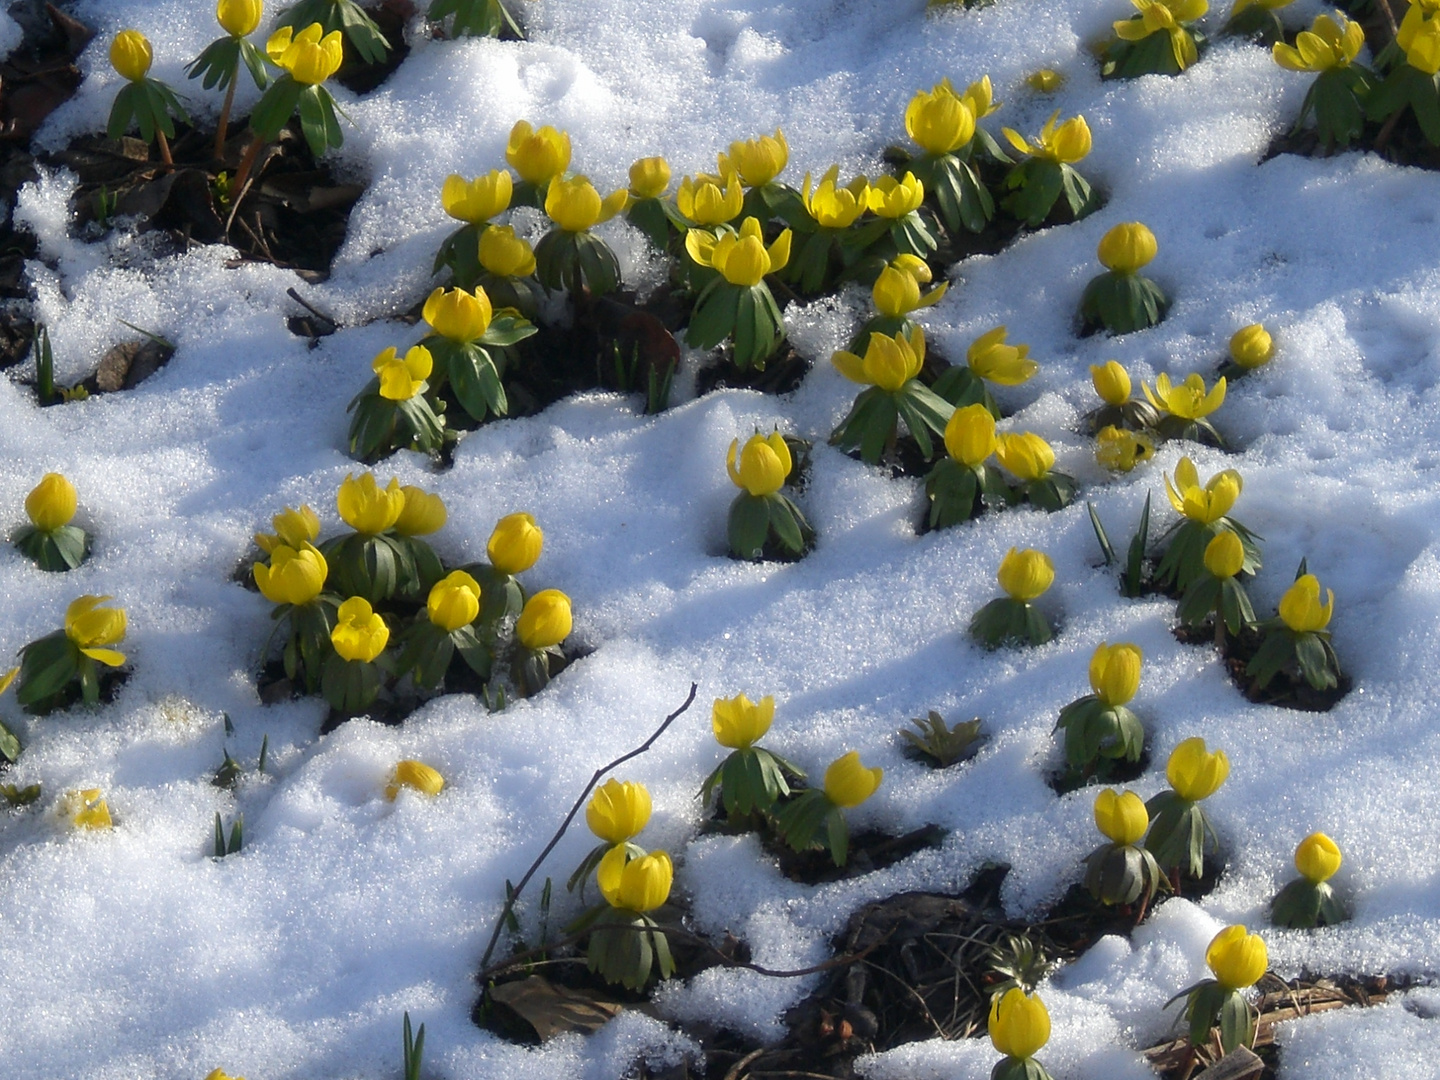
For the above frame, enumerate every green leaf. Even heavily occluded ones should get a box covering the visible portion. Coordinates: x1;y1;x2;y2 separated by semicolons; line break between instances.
1088;502;1117;565
107;83;139;140
925;459;981;529
250;76;304;142
447;346;505;422
685;281;741;350
728;494;771;560
17;632;81;709
765;493;806;554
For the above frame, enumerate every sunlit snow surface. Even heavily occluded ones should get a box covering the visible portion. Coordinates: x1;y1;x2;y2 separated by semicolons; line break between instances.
2;0;1440;1075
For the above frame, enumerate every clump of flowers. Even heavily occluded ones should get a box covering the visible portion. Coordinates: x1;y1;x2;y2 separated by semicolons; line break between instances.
569;778;651;894
774;750;883;865
248;23;347;162
1054;642;1145;780
995;431;1075;512
1271;831;1349;928
415;285;536;424
1104;0;1209;78
1145;737;1228;878
273;0;391;64
988;987;1055;1080
701;693;805;819
324;473;443;603
1247;570;1342;691
851;254;948;352
1079;222;1169;335
970;548;1056;648
934;324;1038;415
1000;111;1099;226
346;345;446;461
726;431;813;560
829;327;955;465
1084;788;1168;910
433;170;513;290
107;30;189;167
1155;457;1260;594
786;164;871;294
1177;529;1256;647
1085;359;1160;434
186;0;270;157
925;403;1008;529
14;473;89;572
535;174;631;295
895;79;992;235
14;595;127;714
395;570;491;688
684;217;793;370
1144;371;1227;444
1169;925;1268;1054
1273;14;1373;150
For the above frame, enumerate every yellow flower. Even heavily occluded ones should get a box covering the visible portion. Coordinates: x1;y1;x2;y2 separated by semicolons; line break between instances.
1164;457;1242;525
441;170;513;225
1095;426;1154;472
204;1070;245;1080
1097;222;1158;273
255;505;320;554
25;472;77;531
505;120;571;187
598;845;672;912
823;750;882;808
427;570;480;632
1002;111;1092;164
1145;372;1226;421
1203;530;1244;579
1229;324;1274;370
801;165;869;229
905;81;976;155
1094;788;1149;845
517;589;572;649
216;0;263;37
488;512;543;575
337;472;405;534
872;256;947;317
1399;5;1440;73
997;548;1054;602
63;788;112;830
65;595;127;667
331;596;389;662
477;225;536;278
1279;574;1334;632
372;345;432;401
394;486;446;536
866;173;925;219
110;29;152;82
385;760;445;800
1166;736;1229;801
676;172;744;226
1027;68;1065;93
988;987;1050;1060
265;23;343;86
545;175;629;233
962;75;999;118
628;156;671;200
712;693;775;749
1205;925;1268;991
586;778;652;843
967;325;1038;385
831;326;926;392
1090;361;1131;406
1294;832;1342;883
718;129;788;187
1113;0;1208;69
945;403;997;467
685;216;791;287
994;432;1054;482
727;432;792;497
253;542;328;606
422;285;493;343
1274;14;1365;72
1089;642;1142;706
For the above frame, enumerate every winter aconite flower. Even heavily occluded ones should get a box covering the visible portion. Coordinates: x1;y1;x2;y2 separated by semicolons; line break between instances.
1095;426;1154;471
832;327;926;391
423;285;493;343
727;432;792;496
995;432;1055;482
719;130;788;187
1146;372;1226;421
442;171;513;224
63;788;113;829
968;326;1038;385
872;255;946;317
1027;68;1065;92
801;165;869;228
988;987;1051;1060
1003;111;1092;162
544;176;629;232
1113;0;1208;70
945;403;997;466
1279;574;1334;632
998;548;1054;601
598;845;672;912
1090;642;1142;707
65;595;127;666
823;751;882;807
1094;787;1149;845
337;473;405;534
216;0;263;37
677;173;744;226
394;486;446;536
266;23;343;85
372;345;432;401
1229;324;1274;369
25;473;77;531
867;173;925;218
516;589;572;649
1206;925;1267;990
256;505;320;553
487;512;543;575
1165;458;1242;524
478;226;536;278
586;778;652;843
1098;222;1158;273
905;80;976;154
254;543;327;606
1273;14;1364;71
685;217;791;286
386;760;445;800
427;571;481;632
1091;360;1131;406
628;156;671;199
506;121;571;187
1295;832;1342;882
110;29;153;82
332;597;389;662
1204;530;1245;579
1167;737;1229;801
712;693;775;749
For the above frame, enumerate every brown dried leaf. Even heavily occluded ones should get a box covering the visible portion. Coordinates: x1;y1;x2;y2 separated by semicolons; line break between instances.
487;976;625;1041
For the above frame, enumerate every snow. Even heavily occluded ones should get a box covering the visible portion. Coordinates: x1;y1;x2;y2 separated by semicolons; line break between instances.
0;0;1438;1076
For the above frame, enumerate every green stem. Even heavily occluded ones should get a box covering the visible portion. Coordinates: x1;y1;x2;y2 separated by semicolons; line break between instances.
215;74;239;160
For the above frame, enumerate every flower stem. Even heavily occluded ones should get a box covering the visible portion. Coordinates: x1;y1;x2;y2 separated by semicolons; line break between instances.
155;129;173;169
214;76;238;161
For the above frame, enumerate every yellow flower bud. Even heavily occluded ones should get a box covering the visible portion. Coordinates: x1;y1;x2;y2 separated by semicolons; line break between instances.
967;325;1038;385
441;170;513;225
337;472;405;534
1205;925;1268;990
628;156;671;200
1294;832;1341;883
544;175;629;232
597;845;672;912
586;778;652;843
801;165;869;229
253;542;328;607
1229;324;1274;369
487;512;543;575
1002;111;1091;164
1203;530;1244;579
385;760;445;800
427;570;480;632
1166;736;1229;801
477;225;536;278
988;987;1050;1060
204;1069;244;1080
1027;68;1065;93
944;403;997;467
997;548;1054;602
676;172;744;226
1279;574;1334;632
718;129;788;188
65;595;127;667
1144;372;1226;421
872;259;947;317
1090;360;1131;406
422;285;493;343
712;693;775;749
905;80;976;155
727;432;791;497
1094;788;1148;846
25;472;77;531
110;29;152;82
271;505;320;549
994;432;1054;482
1097;222;1157;274
1164;457;1242;525
216;0;263;37
516;589;572;649
394;485;446;536
265;23;343;86
372;345;433;401
331;596;389;663
831;327;926;392
62;788;112;829
1094;426;1154;472
1089;641;1142;707
823;750;882;808
505;120;571;187
866;173;925;219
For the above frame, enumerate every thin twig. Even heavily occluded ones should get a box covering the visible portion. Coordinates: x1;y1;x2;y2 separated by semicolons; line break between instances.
723;1048;767;1080
287;287;338;329
477;683;699;971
